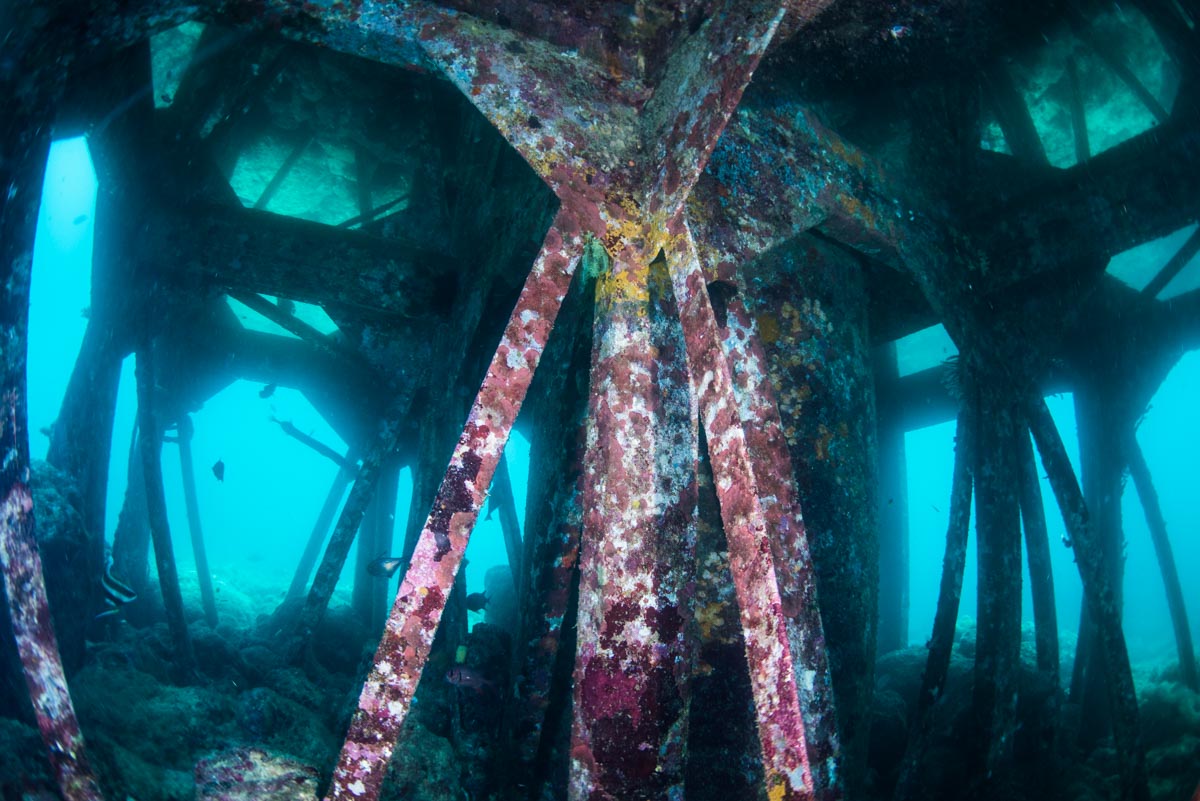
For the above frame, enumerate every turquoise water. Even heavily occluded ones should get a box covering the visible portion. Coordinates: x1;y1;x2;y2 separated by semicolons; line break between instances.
28;137;524;615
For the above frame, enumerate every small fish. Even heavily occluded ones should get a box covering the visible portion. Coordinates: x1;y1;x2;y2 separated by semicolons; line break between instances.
445;665;493;694
72;214;88;225
465;592;490;612
259;383;277;399
96;558;136;620
888;24;912;40
80;306;90;319
212;459;225;482
367;555;404;578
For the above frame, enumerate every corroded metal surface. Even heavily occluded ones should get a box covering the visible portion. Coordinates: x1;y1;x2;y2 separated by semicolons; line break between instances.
666;221;814;801
687;240;840;797
325;213;583;801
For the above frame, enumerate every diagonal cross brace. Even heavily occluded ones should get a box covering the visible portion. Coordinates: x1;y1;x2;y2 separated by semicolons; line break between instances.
325;212;583;801
666;220;816;801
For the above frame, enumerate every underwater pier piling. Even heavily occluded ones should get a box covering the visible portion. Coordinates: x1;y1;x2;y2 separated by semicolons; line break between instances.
894;403;976;801
135;334;198;678
971;381;1023;777
1;22;104;791
286;458;354;602
679;234;842;793
1026;397;1149;801
8;0;1200;798
569;244;699;799
288;396;409;660
177;414;219;629
1125;433;1198;691
1016;426;1061;691
490;455;523;591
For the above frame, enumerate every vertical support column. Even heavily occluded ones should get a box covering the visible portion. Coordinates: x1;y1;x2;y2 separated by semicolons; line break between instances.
112;425;152;606
971;381;1022;778
875;342;910;653
1072;387;1126;743
370;458;400;634
135;339;196;678
894;401;975;801
570;249;698;800
668;225;816;801
738;235;876;796
1;35;104;792
1016;425;1059;688
177;414;218;629
287;398;404;658
1125;434;1197;691
1027;397;1148;801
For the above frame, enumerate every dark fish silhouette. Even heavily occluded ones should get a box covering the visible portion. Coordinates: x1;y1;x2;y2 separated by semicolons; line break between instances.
259;383;277;399
72;214;88;225
445;665;493;694
465;592;490;612
212;459;225;482
367;555;403;578
96;558;136;619
278;298;296;316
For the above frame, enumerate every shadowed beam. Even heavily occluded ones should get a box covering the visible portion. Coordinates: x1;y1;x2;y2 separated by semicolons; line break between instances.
152;203;458;319
1017;425;1059;689
1141;225;1200;300
491;454;523;589
893;402;975;801
286;461;354;602
1124;433;1197;691
229;291;358;364
666;221;815;801
177;415;219;629
1026;397;1149;801
135;338;198;678
323;213;583;801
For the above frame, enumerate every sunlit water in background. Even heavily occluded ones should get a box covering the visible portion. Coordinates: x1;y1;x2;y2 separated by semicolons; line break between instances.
29;137;525;628
26;132;1200;676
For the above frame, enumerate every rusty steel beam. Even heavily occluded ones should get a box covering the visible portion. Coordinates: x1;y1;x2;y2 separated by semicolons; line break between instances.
666;221;816;801
324;213;583;801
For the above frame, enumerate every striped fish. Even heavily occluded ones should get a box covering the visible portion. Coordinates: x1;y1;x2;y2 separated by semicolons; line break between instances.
96;558;136;619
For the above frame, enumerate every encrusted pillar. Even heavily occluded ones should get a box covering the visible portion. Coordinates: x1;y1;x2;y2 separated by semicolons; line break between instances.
570;250;698;799
1;19;103;793
744;235;878;793
971;379;1022;778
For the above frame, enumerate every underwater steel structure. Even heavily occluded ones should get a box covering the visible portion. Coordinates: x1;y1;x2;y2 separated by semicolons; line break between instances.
4;0;1200;800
